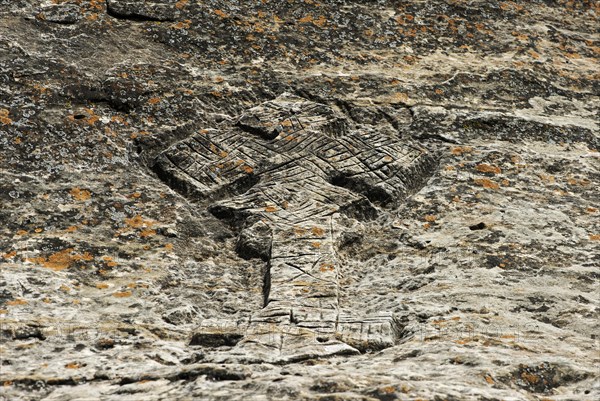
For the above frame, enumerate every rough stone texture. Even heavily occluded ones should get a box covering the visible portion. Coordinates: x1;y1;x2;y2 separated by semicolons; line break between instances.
154;93;438;362
0;1;598;400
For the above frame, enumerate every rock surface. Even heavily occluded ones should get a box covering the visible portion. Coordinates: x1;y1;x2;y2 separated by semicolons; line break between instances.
0;1;598;400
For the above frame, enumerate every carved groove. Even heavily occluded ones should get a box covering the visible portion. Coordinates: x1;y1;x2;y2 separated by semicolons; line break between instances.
152;93;439;360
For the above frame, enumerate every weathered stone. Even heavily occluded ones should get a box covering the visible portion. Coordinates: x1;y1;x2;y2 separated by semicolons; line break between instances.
0;0;598;399
106;0;179;22
154;94;438;360
235;219;272;261
189;328;244;348
36;4;81;25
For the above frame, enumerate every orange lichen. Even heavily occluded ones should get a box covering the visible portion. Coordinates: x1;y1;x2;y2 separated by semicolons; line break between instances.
476;164;501;174
70;187;91;201
567;177;590;186
27;248;85;271
521;371;540;384
299;14;313;23
125;215;155;228
214;9;228;18
500;1;524;12
252;22;267;34
424;215;436;222
511;31;529;40
112;291;132;298
538;174;555;183
451;146;473;155
381;386;396;394
73;252;93;262
88;0;104;11
589;234;600;241
313;15;327;27
474;178;499;190
394;93;409;102
294;227;307;236
395;13;415;25
140;229;156;238
102;256;118;268
0;109;12;125
311;226;325;236
96;283;109;289
319;263;334;272
33;83;50;95
265;206;278;213
281;119;293;127
148;97;161;105
311;242;321;248
65;363;81;369
110;116;128;126
175;0;188;9
242;165;254;174
402;54;418;64
130;131;150;139
6;298;28;306
2;251;17;259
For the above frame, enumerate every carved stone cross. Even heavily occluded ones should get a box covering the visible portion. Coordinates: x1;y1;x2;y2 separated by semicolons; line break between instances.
154;94;438;362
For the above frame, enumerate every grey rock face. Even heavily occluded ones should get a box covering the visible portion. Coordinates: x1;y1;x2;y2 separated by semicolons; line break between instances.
106;0;179;22
0;1;598;400
35;4;81;24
